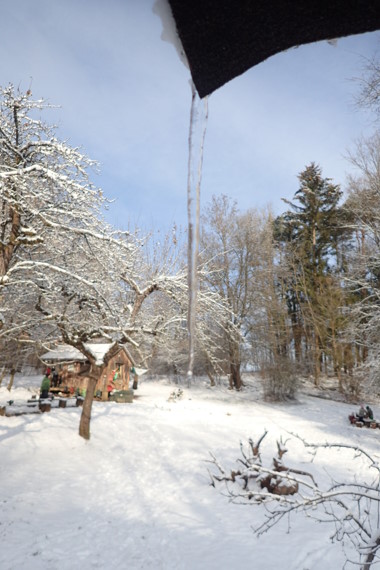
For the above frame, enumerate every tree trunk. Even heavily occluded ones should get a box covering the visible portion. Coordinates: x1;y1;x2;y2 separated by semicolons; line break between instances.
7;368;15;392
229;361;242;390
0;367;6;387
206;367;216;387
363;535;380;570
228;336;242;390
343;344;354;376
0;209;21;277
79;376;98;440
313;335;321;387
292;321;302;361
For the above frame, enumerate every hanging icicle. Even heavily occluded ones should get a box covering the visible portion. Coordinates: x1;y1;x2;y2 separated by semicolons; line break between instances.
186;81;209;384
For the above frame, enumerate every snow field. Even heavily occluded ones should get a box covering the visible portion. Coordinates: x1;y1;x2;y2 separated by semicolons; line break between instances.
1;375;379;569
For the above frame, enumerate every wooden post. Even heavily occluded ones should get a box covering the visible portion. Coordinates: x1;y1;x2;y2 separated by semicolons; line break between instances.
59;399;67;408
102;373;108;402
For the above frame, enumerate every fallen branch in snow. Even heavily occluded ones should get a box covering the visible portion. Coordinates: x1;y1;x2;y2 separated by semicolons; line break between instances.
167;388;184;402
208;432;315;497
208;433;380;569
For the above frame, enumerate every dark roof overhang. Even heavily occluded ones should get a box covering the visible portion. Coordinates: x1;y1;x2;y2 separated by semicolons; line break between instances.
167;0;380;98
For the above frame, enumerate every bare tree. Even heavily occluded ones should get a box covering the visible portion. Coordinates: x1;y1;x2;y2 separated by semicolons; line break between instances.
0;85;108;282
244;213;297;399
2;218;230;438
0;87;164;436
344;133;380;390
0;86;232;439
200;196;274;390
355;53;380;119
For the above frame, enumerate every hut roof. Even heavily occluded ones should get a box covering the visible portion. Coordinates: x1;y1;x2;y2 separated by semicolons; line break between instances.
42;345;86;363
166;0;380;97
41;344;134;367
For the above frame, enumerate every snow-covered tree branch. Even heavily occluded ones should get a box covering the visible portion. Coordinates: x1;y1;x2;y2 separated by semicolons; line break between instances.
209;433;380;569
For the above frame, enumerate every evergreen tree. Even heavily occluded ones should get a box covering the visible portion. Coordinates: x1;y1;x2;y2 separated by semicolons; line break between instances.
279;162;343;279
275;163;348;384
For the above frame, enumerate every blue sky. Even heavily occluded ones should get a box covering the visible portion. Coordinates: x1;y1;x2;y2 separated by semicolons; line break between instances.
0;0;379;232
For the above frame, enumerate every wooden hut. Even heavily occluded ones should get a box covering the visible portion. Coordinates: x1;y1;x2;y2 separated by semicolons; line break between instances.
41;343;134;400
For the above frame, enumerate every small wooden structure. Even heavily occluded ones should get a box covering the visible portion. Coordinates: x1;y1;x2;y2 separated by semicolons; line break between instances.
110;389;134;403
41;343;134;400
39;401;51;413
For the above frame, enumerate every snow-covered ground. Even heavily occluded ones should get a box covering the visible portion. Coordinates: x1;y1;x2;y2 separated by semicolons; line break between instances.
1;373;379;569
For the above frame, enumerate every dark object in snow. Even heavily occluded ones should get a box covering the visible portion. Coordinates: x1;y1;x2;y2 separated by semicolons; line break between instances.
168;388;183;402
5;408;41;417
167;0;380;97
109;389;134;403
39;401;51;413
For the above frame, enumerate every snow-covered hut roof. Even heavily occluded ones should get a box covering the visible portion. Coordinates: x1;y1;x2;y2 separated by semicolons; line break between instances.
41;345;87;363
84;343;114;365
41;343;134;367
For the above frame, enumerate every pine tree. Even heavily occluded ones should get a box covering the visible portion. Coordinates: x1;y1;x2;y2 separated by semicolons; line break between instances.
275;163;348;384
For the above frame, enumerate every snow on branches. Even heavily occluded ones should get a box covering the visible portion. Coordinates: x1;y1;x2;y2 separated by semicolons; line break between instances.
0;85;237;438
0;84;108;280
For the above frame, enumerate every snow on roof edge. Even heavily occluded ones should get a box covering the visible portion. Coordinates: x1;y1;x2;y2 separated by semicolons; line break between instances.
41;343;134;366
